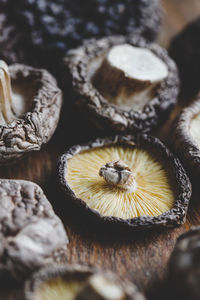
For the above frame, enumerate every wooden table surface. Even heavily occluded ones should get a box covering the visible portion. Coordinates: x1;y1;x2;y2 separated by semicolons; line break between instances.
1;0;200;299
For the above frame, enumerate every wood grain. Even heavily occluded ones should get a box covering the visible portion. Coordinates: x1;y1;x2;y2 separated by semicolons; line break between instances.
1;0;200;298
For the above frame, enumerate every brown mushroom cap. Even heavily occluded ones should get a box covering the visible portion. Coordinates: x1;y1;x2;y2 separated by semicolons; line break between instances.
0;64;63;164
172;98;200;182
24;264;145;300
0;179;68;282
58;135;191;233
168;227;200;300
64;35;179;134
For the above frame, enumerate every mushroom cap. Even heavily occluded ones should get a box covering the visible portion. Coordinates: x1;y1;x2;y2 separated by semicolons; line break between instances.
64;35;179;134
24;264;146;300
172;98;200;182
0;179;68;281
0;64;63;164
168;226;200;300
58;135;191;233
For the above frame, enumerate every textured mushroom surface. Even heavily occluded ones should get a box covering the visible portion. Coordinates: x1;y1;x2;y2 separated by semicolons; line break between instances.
65;35;179;134
168;227;200;300
59;135;191;231
169;17;200;99
0;0;161;75
0;179;68;281
0;63;62;164
24;265;145;300
172;99;200;178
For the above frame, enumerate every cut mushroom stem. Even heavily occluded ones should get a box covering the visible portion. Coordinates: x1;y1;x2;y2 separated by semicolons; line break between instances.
0;60;15;125
75;274;125;300
93;44;168;110
99;160;137;193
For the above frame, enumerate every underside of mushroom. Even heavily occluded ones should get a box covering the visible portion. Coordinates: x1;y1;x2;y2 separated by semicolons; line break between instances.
25;266;143;300
38;275;126;300
66;145;176;219
0;62;63;164
65;35;179;133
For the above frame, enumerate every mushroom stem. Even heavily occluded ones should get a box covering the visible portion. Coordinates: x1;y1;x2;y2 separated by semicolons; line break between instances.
75;274;125;300
0;60;15;125
92;44;168;110
99;160;137;193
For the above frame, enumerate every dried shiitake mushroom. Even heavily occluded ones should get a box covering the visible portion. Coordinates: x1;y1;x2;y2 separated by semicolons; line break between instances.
0;0;162;76
168;227;200;300
24;264;145;300
58;135;191;232
64;35;179;134
0;179;68;281
0;61;62;164
169;17;200;100
172;99;200;182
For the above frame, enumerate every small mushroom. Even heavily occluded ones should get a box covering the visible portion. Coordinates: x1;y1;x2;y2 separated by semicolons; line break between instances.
172;98;200;182
58;135;191;232
24;264;145;300
0;179;68;281
0;61;62;164
64;35;179;134
168;227;200;300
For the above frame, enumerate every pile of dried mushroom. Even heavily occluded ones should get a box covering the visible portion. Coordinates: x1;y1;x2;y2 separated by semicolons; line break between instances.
0;0;200;299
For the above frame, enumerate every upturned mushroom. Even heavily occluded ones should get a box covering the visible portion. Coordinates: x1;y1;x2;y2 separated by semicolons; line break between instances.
0;60;62;164
172;98;200;182
58;135;191;232
24;264;146;300
64;35;179;134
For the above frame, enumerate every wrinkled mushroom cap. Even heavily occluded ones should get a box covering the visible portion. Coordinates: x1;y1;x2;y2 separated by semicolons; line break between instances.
0;179;68;281
168;226;200;300
64;35;179;134
0;64;63;164
172;98;200;181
